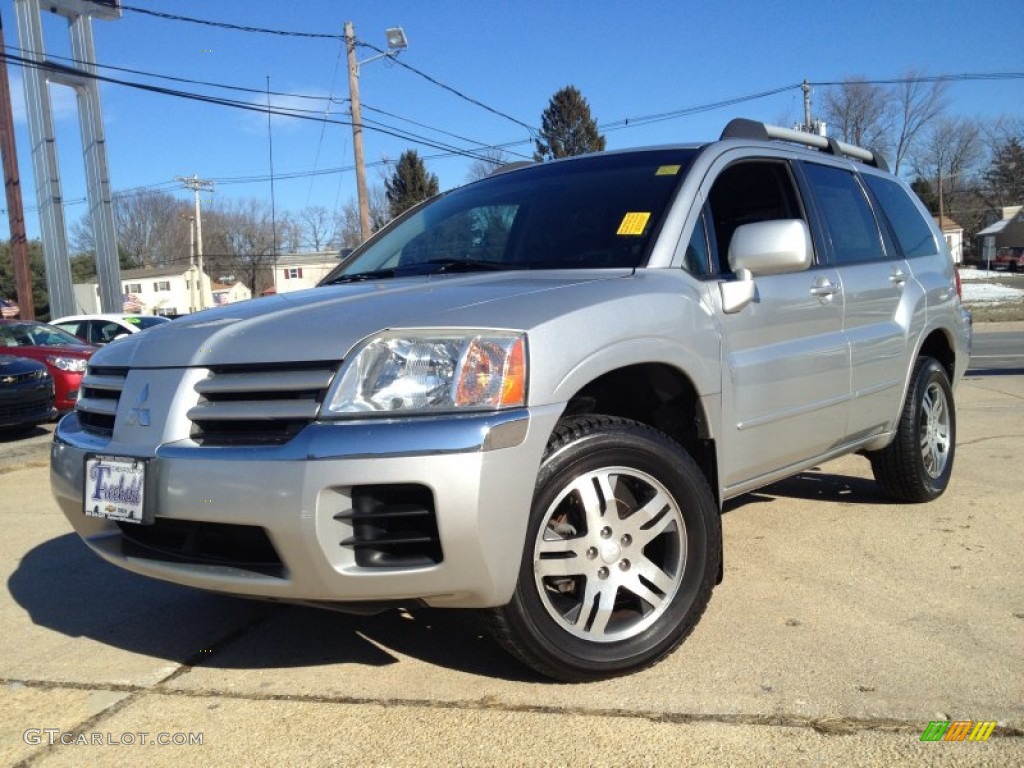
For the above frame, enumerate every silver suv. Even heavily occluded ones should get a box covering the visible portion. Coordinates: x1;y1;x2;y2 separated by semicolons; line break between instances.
52;119;971;682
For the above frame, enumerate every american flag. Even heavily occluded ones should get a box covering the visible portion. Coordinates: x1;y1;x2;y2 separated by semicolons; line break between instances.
0;299;18;318
122;294;143;312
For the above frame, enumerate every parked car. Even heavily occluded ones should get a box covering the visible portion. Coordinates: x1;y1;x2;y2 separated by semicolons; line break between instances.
51;119;971;682
51;313;171;345
0;356;56;432
991;247;1024;272
0;321;97;411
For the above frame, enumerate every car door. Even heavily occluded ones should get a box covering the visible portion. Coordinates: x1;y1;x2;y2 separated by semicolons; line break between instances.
799;162;917;439
704;156;850;494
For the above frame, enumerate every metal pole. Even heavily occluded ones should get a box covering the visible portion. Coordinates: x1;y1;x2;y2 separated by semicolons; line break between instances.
802;80;812;133
0;9;35;319
345;21;371;243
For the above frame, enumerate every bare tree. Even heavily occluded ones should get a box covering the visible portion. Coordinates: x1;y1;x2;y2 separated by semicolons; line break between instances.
912;118;986;247
70;189;191;267
297;205;335;251
203;198;277;295
821;78;892;154
890;72;949;175
465;148;513;183
335;185;390;250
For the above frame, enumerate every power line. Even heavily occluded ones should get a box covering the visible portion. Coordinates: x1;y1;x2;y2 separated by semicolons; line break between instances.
117;4;344;40
1;51;505;163
357;40;536;135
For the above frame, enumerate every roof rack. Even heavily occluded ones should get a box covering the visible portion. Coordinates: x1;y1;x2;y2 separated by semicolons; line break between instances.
720;118;889;172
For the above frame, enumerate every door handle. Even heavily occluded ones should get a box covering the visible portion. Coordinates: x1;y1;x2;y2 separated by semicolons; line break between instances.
889;268;908;286
810;279;838;298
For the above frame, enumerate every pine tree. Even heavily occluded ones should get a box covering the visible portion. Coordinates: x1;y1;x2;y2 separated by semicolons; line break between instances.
385;150;440;219
534;85;606;161
982;137;1024;208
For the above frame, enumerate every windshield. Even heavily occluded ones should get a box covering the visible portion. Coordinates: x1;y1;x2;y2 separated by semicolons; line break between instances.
323;149;695;283
0;322;87;348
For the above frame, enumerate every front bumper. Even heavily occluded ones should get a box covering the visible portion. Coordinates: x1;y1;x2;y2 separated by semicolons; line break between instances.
51;405;560;608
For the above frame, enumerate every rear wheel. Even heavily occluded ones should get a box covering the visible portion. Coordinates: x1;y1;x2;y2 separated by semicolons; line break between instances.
869;357;955;502
487;415;720;682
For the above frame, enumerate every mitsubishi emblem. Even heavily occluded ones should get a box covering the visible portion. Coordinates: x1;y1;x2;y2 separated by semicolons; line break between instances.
126;383;151;427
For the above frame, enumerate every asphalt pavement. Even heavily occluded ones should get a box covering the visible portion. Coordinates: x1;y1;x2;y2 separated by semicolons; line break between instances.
1;337;1022;767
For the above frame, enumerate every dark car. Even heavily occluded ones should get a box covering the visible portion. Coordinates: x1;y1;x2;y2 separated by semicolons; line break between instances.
0;321;98;412
0;356;56;432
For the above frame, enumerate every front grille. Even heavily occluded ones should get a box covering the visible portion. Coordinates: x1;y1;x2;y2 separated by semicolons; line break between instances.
117;518;284;577
77;366;128;436
336;484;443;568
0;369;48;385
0;393;52;422
189;362;338;446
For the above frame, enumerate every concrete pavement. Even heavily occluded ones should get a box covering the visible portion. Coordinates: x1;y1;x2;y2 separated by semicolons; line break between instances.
2;372;1022;766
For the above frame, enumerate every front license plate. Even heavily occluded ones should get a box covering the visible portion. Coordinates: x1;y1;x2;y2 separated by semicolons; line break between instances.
84;455;149;524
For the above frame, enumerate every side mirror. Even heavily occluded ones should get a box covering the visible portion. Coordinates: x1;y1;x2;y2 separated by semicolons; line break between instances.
719;219;813;314
729;219;813;276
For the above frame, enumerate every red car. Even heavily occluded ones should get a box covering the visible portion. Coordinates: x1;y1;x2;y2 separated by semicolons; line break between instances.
0;320;98;412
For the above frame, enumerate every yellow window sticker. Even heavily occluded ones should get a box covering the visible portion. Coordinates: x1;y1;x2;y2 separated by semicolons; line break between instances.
617;212;651;236
656;165;681;176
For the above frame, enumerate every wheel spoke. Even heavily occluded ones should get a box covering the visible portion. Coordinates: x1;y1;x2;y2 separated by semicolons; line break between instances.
536;536;587;578
621;489;675;547
569;471;617;526
573;579;616;636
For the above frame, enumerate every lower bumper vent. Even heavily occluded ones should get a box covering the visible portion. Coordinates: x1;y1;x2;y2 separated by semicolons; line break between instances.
336;484;443;568
117;518;284;577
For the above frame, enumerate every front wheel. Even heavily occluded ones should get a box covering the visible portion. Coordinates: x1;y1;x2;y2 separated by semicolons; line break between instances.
487;415;720;682
868;356;956;502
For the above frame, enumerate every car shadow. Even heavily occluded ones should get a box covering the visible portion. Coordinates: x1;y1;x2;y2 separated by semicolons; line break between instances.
8;533;544;682
723;465;890;513
0;424;50;442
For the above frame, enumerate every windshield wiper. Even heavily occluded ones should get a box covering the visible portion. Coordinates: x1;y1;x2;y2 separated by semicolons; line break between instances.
418;259;509;274
323;268;396;284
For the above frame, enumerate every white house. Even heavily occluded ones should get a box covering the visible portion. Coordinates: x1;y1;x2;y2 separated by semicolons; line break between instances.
75;265;215;316
933;215;964;264
270;251;345;295
212;280;252;306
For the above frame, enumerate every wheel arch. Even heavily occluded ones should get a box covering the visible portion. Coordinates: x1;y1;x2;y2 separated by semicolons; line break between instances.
555;362;720;506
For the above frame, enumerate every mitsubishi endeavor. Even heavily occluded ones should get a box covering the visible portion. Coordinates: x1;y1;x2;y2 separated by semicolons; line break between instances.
51;119;971;681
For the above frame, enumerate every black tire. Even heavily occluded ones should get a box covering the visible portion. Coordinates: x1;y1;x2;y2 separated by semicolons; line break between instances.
868;357;956;503
487;415;720;682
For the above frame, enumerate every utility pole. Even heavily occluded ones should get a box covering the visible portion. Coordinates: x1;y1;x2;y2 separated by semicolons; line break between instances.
0;9;35;319
802;80;812;133
344;23;408;244
176;175;213;311
344;21;371;243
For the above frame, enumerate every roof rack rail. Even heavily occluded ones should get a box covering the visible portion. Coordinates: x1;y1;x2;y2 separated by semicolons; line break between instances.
720;118;889;172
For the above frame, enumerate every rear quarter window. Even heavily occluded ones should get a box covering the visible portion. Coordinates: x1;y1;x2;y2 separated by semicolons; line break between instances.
862;175;937;259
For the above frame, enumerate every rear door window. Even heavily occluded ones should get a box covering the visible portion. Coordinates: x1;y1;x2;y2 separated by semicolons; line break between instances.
862;175;937;259
802;164;886;265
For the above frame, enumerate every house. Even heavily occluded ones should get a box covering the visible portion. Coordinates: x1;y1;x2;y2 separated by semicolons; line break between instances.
211;280;252;306
933;215;964;264
75;265;214;316
270;251;345;295
976;206;1024;267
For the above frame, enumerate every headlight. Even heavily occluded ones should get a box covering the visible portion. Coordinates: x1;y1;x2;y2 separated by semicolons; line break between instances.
324;330;527;416
45;355;88;373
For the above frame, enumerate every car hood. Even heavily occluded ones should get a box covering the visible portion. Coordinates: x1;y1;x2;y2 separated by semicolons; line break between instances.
91;271;633;368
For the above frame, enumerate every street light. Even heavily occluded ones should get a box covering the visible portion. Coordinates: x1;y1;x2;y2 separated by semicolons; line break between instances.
345;22;408;242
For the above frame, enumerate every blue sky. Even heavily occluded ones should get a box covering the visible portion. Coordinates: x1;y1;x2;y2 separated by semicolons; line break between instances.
1;0;1022;241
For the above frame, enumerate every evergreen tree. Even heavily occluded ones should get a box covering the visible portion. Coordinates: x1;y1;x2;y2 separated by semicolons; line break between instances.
385;150;440;219
911;177;939;214
982;136;1024;208
534;85;606;162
